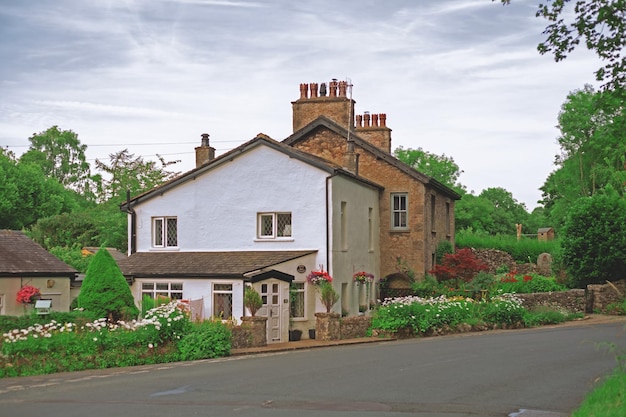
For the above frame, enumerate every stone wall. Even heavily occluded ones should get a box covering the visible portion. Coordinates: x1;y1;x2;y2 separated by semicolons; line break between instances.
470;248;539;276
231;317;267;349
586;280;626;313
517;289;586;313
340;316;372;339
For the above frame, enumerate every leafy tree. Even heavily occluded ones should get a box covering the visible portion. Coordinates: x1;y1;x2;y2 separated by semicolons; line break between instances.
429;248;489;283
94;149;180;202
393;146;465;193
560;186;626;287
20;126;92;195
479;187;529;234
499;0;626;90
540;86;626;228
0;148;79;229
77;247;139;321
455;194;496;233
48;245;93;274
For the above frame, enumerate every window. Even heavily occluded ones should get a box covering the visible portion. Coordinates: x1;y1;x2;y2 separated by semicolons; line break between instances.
341;201;347;250
368;207;374;251
431;195;436;231
391;193;408;229
141;282;183;300
213;283;233;319
445;201;451;235
257;212;292;239
153;217;177;247
290;282;305;318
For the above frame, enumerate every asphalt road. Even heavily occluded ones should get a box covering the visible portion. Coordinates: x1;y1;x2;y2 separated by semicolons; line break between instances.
1;319;625;417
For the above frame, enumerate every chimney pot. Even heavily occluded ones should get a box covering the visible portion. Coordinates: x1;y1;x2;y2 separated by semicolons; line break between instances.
319;82;327;97
310;83;319;98
299;83;309;99
356;114;363;127
380;113;387;127
201;133;210;146
372;114;379;127
363;112;371;127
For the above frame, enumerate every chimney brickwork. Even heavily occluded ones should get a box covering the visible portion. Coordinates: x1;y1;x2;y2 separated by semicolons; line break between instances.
292;80;354;132
195;133;215;167
355;112;392;153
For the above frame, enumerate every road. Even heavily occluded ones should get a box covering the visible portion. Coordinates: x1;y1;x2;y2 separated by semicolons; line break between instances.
1;319;625;417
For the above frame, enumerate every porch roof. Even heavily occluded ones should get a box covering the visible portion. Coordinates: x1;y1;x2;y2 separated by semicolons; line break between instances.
117;250;317;278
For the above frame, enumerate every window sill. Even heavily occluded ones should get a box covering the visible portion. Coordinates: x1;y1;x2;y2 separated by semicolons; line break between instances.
149;247;180;251
390;229;410;234
254;238;295;242
291;317;307;322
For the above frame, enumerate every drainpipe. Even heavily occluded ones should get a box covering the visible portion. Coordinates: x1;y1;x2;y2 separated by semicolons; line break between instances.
325;177;330;273
121;190;137;255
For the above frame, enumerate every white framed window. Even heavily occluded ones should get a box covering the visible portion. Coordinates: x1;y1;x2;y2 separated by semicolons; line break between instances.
290;282;305;318
391;193;408;229
257;212;292;239
141;282;183;300
213;283;233;319
153;217;178;248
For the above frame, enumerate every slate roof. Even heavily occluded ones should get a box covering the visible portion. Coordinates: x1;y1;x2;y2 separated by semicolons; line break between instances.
117;250;318;278
121;134;382;210
283;116;462;200
0;230;77;277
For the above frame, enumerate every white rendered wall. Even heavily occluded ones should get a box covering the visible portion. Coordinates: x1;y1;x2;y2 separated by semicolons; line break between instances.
132;144;329;261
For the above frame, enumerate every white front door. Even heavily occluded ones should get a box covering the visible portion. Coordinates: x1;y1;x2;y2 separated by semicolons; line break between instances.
256;281;282;343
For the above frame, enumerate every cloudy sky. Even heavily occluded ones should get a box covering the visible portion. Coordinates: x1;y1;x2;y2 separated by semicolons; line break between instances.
0;0;600;210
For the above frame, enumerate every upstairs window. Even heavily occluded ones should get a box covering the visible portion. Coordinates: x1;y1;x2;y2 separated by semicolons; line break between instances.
153;217;178;247
258;212;292;239
391;193;408;230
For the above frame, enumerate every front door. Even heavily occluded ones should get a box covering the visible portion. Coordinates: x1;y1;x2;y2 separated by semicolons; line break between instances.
256;281;282;343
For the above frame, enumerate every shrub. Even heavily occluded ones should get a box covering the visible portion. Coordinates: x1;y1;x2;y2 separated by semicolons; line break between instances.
561;187;626;288
76;247;139;321
494;272;567;294
435;240;454;264
480;294;526;324
244;286;263;317
429;248;489;283
177;320;231;360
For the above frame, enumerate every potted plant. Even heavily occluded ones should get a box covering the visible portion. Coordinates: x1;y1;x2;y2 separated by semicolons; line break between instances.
244;286;263;317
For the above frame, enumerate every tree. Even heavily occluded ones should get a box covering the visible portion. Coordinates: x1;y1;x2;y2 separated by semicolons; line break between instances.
393;146;465;193
94;149;180;202
499;0;626;90
77;247;139;321
0;148;79;229
479;187;529;234
540;86;626;228
20;126;92;195
560;185;626;287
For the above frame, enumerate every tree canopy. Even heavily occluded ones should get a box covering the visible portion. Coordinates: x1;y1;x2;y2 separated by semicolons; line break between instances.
393;146;465;193
499;0;626;91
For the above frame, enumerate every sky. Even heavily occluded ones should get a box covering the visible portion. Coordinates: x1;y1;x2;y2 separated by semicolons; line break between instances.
0;0;601;210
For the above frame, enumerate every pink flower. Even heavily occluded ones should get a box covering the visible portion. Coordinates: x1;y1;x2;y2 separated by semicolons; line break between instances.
16;285;41;304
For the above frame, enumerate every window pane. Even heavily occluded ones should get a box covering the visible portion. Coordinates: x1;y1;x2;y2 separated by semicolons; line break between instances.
171;283;183;291
156;283;168;291
260;214;274;237
166;218;178;246
154;219;163;246
214;293;232;319
277;213;292;237
290;283;305;318
214;284;233;291
142;283;155;290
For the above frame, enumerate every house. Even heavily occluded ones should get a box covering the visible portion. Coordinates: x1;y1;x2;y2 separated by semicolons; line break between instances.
0;230;77;316
118;79;460;342
118;135;382;343
284;80;461;279
537;227;555;241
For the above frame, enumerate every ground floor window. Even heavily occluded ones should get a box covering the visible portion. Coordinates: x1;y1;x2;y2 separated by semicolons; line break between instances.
141;282;183;300
290;282;305;318
213;283;233;319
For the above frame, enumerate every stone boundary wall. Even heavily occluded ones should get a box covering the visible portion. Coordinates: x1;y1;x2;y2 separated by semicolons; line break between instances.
340;316;372;339
586;280;626;313
517;289;586;313
231;317;267;349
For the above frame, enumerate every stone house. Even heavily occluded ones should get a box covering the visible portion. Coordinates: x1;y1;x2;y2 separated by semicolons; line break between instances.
284;80;460;279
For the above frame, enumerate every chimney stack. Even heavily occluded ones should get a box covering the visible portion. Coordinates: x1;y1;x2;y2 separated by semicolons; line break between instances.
195;133;215;167
355;112;392;153
292;79;355;132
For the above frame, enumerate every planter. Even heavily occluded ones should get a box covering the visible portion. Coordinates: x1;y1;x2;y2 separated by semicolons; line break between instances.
289;329;302;341
308;329;316;339
315;312;341;341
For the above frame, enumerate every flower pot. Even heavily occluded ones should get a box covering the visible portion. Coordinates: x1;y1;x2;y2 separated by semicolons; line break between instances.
289;329;302;341
308;329;316;339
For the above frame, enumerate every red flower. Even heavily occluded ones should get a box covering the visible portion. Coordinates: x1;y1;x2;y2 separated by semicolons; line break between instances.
523;275;533;282
16;285;41;304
